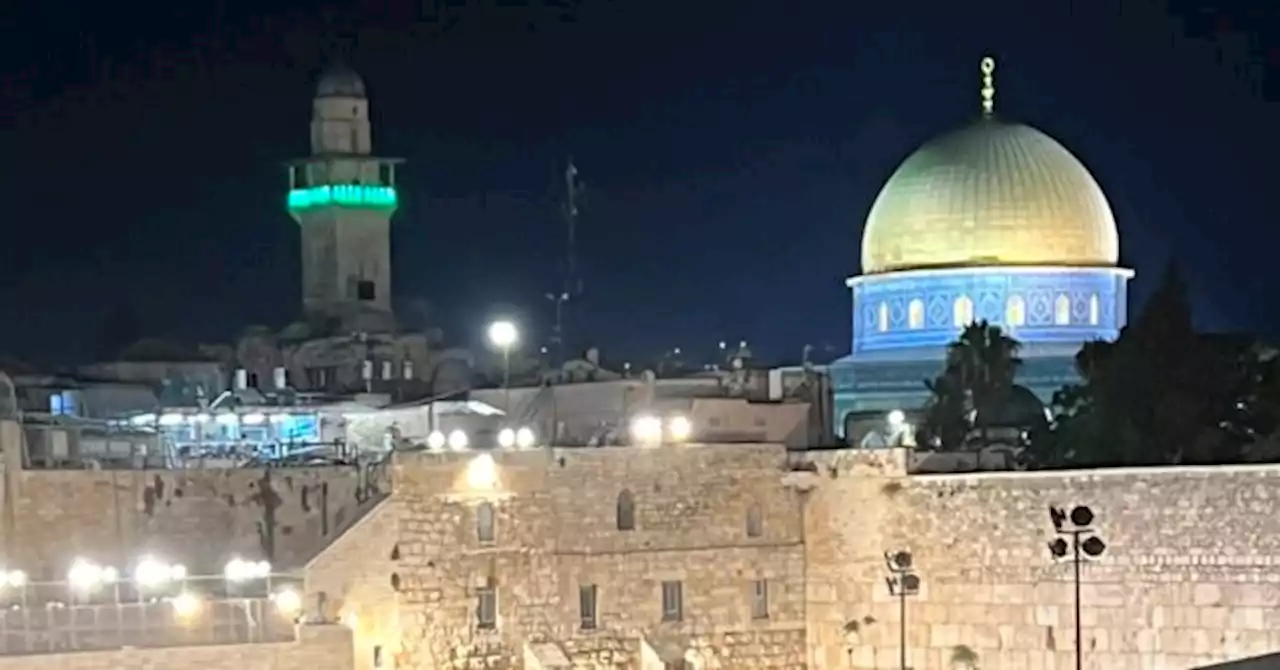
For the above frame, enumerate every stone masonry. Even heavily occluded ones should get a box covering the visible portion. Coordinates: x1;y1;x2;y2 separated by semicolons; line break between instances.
0;623;352;670
0;420;388;578
307;445;1280;669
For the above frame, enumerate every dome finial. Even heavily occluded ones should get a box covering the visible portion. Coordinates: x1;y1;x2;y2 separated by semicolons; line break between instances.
980;56;996;117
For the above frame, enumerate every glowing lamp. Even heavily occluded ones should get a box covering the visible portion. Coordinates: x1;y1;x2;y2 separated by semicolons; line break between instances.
667;415;693;442
465;453;498;490
630;415;663;445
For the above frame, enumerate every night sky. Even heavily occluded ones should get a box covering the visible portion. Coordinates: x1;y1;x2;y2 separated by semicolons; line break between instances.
2;0;1277;367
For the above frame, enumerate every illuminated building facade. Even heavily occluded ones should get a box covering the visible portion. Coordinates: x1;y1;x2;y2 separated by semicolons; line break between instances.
832;58;1133;437
286;65;404;320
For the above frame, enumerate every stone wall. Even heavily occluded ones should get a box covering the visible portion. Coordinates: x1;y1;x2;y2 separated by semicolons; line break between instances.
387;445;808;669
803;449;1280;669
0;422;389;578
306;497;402;670
0;623;353;670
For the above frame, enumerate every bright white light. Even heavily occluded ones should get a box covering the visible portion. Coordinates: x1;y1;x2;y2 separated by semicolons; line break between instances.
134;557;174;588
172;591;201;618
0;570;26;588
465;453;498;490
130;413;156;426
273;588;302;616
215;413;238;425
158;413;184;426
487;320;518;349
341;610;359;628
242;413;266;425
515;426;535;449
426;431;446;450
68;559;113;592
269;413;288;423
667;415;693;442
190;413;211;424
629;414;663;445
887;410;905;427
497;428;516;448
223;558;271;582
447;429;469;451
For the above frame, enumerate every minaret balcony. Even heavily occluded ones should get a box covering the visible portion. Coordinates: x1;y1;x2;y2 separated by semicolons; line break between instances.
286;184;397;213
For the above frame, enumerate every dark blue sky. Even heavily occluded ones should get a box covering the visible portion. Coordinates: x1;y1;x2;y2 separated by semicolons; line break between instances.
1;0;1276;366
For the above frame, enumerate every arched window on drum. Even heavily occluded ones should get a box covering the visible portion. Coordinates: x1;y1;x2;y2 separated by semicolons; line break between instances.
1054;294;1071;325
953;295;974;327
1005;295;1026;327
908;299;925;329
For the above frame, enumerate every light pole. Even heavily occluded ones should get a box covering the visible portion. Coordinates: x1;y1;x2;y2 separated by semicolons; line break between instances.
884;550;920;670
1047;505;1107;670
487;320;518;414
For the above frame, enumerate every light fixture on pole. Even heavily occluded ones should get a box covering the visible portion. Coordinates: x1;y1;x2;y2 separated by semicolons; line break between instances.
1047;505;1107;670
487;320;519;414
884;550;920;670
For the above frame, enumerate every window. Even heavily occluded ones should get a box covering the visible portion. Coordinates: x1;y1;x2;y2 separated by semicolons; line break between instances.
1054;294;1071;325
476;586;496;629
877;302;889;332
616;490;635;531
953;295;974;327
477;502;495;544
381;360;393;381
1089;294;1100;325
247;372;260;389
403;360;414;380
579;585;598;630
1005;294;1026;327
907;299;924;329
745;503;763;538
751;580;770;619
661;581;683;622
357;280;377;301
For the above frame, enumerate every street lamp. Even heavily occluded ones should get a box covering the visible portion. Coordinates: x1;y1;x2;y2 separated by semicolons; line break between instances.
884;550;920;670
1047;505;1107;670
487;320;519;413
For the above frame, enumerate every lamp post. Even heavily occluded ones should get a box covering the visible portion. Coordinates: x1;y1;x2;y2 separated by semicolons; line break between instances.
884;550;920;670
1047;505;1107;670
487;320;518;413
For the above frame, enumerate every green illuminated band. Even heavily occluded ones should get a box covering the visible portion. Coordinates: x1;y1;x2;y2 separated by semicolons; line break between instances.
287;185;398;211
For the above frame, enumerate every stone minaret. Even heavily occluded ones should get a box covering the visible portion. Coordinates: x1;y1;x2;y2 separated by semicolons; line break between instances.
286;65;403;324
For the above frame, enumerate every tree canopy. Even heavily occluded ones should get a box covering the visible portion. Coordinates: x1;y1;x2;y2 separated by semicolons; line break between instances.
1028;263;1265;468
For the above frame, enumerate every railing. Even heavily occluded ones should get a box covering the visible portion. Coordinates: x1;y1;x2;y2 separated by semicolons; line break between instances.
0;574;304;656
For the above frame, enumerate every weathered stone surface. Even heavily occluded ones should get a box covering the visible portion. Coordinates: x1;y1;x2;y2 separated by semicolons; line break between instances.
0;623;352;670
0;458;387;577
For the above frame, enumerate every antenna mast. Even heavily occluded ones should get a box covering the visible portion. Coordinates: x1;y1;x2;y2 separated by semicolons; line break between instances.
547;157;583;368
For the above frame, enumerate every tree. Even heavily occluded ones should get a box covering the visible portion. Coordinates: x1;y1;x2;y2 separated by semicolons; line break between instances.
921;320;1023;450
1031;262;1242;467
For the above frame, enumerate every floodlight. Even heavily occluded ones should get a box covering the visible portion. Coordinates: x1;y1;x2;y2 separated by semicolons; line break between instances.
667;415;693;442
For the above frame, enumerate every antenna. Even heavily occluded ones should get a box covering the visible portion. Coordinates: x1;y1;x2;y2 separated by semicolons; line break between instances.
547;157;584;370
980;56;997;117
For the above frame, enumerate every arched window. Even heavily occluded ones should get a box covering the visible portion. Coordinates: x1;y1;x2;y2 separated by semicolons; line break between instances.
1005;295;1026;327
877;302;889;332
953;295;974;327
1054;294;1071;325
476;502;496;544
616;490;636;531
907;299;925;329
1089;294;1100;326
745;502;763;538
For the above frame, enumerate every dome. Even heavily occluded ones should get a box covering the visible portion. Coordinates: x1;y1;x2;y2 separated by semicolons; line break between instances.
860;121;1119;274
316;65;366;98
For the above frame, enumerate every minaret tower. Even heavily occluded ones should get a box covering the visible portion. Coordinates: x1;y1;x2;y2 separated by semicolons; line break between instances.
286;65;403;324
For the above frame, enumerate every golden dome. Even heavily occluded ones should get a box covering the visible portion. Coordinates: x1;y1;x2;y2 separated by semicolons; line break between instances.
860;120;1119;274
